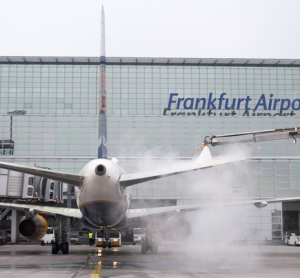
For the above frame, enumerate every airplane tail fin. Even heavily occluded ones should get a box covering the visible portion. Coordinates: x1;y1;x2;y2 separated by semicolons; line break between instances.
98;6;108;159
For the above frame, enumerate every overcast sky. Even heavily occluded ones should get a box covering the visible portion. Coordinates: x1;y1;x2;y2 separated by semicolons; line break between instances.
1;0;300;59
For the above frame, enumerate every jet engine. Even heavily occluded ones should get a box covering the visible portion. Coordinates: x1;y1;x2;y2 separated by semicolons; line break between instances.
164;215;192;239
19;215;48;242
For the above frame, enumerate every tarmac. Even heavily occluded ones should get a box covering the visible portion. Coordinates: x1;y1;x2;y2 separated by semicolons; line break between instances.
0;242;300;277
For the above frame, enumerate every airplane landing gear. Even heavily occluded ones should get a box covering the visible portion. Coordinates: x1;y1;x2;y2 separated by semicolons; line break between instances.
51;242;69;254
52;216;69;254
141;237;157;254
62;242;69;254
141;241;147;254
52;242;59;254
141;223;158;254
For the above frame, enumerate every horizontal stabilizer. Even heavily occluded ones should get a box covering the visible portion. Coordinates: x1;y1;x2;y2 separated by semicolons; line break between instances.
120;153;244;187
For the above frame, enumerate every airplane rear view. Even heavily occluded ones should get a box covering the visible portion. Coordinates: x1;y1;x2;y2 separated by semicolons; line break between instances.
0;6;300;255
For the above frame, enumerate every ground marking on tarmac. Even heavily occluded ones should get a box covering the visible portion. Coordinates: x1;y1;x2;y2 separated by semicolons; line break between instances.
90;247;107;278
72;254;92;278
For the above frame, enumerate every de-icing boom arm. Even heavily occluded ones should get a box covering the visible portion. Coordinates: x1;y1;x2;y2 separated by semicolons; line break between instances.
202;127;300;148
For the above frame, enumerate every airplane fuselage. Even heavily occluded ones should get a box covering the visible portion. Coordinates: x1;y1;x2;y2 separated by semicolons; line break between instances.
75;159;130;229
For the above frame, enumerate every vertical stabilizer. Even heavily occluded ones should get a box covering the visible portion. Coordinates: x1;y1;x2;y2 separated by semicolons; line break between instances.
98;6;108;158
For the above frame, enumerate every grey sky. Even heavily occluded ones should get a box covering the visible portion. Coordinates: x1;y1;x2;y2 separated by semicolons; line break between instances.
1;0;300;59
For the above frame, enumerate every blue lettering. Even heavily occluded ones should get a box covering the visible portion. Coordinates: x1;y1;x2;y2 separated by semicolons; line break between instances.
236;98;244;109
292;99;300;110
177;98;185;109
254;94;267;110
195;98;206;109
268;94;273;110
168;93;178;109
245;96;252;110
225;98;236;109
273;99;281;110
183;98;194;109
279;99;291;114
207;93;216;109
218;93;226;109
166;93;300;112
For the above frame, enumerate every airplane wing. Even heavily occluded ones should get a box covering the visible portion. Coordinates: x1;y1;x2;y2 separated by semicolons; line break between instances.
1;196;300;220
120;154;244;187
127;197;300;219
0;202;82;218
0;161;83;187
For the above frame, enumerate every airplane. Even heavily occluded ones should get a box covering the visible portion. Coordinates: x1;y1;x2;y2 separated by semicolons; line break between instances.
1;144;300;255
0;7;300;255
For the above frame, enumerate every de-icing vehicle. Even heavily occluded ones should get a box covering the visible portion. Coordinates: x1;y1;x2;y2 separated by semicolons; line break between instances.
1;7;300;255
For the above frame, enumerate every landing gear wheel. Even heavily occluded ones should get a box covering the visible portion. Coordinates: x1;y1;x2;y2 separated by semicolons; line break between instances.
151;243;158;254
141;242;147;254
62;242;69;254
103;242;106;248
109;241;112;248
133;242;136;245
41;240;45;246
52;243;59;254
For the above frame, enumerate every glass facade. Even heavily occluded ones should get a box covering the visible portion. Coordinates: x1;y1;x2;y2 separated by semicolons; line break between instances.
1;57;300;239
0;60;299;200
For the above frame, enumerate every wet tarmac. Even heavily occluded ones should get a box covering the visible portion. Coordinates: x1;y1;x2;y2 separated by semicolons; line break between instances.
0;243;300;277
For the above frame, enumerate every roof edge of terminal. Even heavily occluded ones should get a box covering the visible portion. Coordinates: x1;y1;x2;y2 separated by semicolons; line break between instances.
1;56;300;67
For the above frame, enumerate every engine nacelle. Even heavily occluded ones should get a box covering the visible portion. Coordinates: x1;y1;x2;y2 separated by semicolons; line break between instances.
19;215;48;242
164;215;192;239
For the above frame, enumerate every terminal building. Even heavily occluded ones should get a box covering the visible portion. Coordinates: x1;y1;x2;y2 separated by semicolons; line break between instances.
0;56;300;240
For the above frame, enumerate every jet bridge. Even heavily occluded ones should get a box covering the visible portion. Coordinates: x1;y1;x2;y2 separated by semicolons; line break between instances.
200;127;300;148
0;166;64;243
0;167;63;202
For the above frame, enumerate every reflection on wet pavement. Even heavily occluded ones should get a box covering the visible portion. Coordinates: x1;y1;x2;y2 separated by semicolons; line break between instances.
0;243;300;277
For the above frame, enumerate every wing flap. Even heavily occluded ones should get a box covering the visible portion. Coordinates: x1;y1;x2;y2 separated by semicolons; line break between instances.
0;161;83;187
